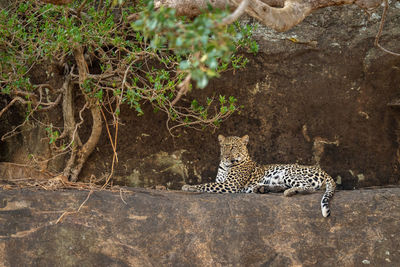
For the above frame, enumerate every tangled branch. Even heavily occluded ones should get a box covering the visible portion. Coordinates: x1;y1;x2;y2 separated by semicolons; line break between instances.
1;0;246;183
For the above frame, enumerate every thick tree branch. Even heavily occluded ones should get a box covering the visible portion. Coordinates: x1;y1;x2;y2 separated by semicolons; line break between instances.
61;76;81;178
245;0;312;32
217;0;250;27
64;46;102;182
156;0;383;32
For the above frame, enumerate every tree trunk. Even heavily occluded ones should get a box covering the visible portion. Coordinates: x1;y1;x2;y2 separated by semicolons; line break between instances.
61;46;102;182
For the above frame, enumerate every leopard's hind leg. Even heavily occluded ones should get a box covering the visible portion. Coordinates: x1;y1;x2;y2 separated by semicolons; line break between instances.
283;186;316;197
252;184;287;193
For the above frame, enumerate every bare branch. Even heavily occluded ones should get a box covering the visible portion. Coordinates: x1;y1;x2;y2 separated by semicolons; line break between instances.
171;74;191;106
244;0;312;32
217;0;250;27
37;94;62;111
0;96;29;118
374;0;400;56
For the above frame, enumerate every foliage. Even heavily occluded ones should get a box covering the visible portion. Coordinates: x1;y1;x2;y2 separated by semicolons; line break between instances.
134;1;258;88
0;0;258;179
1;0;257;126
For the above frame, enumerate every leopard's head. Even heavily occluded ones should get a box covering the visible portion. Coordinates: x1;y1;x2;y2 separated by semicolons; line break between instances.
218;135;250;167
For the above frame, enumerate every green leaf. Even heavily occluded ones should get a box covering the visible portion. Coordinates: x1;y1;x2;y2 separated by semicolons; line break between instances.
219;95;226;104
207;58;218;69
220;106;228;114
196;74;208;89
179;60;190;70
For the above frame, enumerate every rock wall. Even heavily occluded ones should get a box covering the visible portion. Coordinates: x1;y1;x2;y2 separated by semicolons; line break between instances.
0;188;399;266
1;2;400;189
82;2;400;189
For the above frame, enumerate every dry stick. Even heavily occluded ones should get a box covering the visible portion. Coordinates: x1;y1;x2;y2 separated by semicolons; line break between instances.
170;74;192;106
37;94;62;111
102;137;118;189
107;97;120;188
119;60;137;109
55;189;94;224
375;0;400;56
119;188;127;205
113;113;119;162
1;88;48;141
100;107;117;159
99;106;119;189
0;96;28;117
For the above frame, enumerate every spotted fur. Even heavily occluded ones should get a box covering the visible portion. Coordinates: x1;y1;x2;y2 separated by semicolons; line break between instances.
182;135;336;217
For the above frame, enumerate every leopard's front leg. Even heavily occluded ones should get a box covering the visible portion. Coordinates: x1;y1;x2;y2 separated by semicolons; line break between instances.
181;184;204;192
182;182;241;193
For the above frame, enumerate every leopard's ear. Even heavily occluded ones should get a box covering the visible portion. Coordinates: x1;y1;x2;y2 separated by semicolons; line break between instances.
241;135;249;145
218;135;225;144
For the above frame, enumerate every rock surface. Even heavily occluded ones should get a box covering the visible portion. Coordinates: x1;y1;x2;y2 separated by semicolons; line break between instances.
0;188;399;266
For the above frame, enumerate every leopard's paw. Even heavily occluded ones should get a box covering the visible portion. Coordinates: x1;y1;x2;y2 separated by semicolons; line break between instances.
283;188;296;197
182;184;197;192
253;185;269;194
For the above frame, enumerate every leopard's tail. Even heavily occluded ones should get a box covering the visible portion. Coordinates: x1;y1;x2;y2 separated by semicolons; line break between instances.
321;175;336;217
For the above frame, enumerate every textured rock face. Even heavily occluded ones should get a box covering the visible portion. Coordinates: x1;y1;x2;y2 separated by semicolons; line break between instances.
48;3;400;189
1;2;400;189
0;188;399;266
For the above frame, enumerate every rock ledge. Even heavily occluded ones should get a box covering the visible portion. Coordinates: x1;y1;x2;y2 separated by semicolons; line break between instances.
0;188;399;266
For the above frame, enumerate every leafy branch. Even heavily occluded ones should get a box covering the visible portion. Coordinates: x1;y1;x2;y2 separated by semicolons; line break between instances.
0;0;258;183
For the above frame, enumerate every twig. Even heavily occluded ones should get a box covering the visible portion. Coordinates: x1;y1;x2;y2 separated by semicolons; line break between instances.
99;100;120;189
100;106;118;162
101;140;118;189
119;188;127;205
0;96;28;118
375;0;400;56
40;93;62;107
0;91;46;141
171;74;191;106
55;189;94;224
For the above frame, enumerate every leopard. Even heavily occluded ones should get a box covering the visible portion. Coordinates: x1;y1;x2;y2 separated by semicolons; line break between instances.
181;135;336;217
